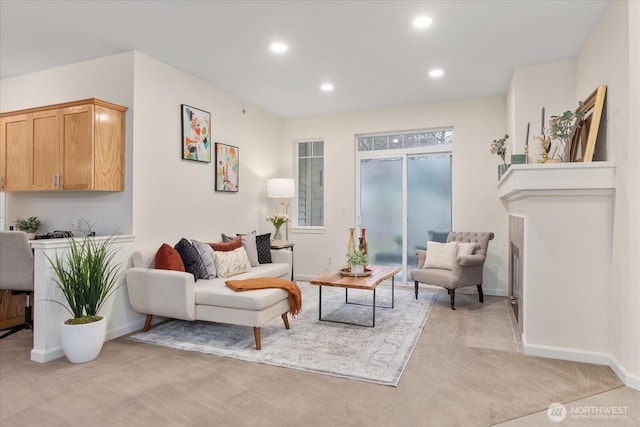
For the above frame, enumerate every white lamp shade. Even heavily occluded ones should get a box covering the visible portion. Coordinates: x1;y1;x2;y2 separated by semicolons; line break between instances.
267;178;295;198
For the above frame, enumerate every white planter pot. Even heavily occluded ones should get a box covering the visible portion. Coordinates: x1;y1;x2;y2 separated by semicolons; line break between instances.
61;317;107;363
352;265;365;274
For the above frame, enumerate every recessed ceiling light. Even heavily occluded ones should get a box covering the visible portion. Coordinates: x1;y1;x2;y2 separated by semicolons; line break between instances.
320;83;334;92
269;42;288;54
429;69;444;78
413;16;433;29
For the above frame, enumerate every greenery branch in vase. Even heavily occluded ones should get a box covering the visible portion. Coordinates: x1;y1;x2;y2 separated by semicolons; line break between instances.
266;213;290;242
547;102;584;161
491;134;509;179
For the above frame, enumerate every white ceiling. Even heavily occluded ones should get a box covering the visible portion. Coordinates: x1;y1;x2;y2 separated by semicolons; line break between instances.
0;0;611;117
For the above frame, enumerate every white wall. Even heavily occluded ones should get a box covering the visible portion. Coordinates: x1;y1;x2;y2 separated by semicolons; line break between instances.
0;52;135;235
130;52;284;254
576;0;639;388
507;60;576;161
282;97;509;295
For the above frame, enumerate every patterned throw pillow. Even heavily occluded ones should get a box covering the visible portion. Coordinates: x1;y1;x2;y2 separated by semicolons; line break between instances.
222;232;260;267
191;240;217;279
256;233;272;264
155;243;185;271
174;238;209;280
214;247;252;278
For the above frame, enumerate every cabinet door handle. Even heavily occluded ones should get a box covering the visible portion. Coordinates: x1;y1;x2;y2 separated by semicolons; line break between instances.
53;174;56;188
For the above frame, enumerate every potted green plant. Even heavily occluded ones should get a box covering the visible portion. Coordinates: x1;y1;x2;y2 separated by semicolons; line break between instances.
347;250;369;274
14;216;42;239
47;229;122;363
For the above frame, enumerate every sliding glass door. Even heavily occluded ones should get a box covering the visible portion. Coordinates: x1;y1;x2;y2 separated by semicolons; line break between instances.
360;157;403;270
406;154;452;270
357;131;452;284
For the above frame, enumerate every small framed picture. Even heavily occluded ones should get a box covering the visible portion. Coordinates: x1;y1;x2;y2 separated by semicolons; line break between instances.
215;142;239;192
181;104;211;162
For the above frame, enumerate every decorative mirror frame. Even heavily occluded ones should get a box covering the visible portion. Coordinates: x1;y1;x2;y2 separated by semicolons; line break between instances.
569;85;607;162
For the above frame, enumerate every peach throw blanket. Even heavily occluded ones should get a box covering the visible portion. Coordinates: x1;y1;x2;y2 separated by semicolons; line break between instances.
225;278;302;317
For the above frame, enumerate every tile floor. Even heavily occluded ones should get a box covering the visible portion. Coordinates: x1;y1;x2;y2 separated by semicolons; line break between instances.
414;284;523;353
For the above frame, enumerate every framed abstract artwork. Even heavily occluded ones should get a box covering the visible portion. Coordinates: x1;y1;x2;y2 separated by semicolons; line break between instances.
181;104;211;162
215;142;239;192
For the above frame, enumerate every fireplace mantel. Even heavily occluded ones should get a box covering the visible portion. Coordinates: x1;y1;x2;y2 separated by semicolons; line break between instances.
498;161;616;202
498;161;616;367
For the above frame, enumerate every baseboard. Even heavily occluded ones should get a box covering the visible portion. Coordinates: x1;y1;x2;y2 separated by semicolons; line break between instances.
30;347;64;363
609;354;640;391
105;319;146;341
523;340;640;391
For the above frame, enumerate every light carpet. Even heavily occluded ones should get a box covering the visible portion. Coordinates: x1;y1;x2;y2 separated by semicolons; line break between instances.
127;282;436;386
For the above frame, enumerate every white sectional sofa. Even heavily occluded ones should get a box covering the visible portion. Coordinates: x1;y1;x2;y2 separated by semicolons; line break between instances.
125;248;293;349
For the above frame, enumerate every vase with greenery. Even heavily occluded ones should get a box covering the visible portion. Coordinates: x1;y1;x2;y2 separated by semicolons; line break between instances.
491;134;510;179
547;102;584;161
266;213;290;240
15;216;42;237
47;230;122;363
347;250;369;274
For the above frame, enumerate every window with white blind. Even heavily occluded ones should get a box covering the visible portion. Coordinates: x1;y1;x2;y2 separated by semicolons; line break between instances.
296;140;324;227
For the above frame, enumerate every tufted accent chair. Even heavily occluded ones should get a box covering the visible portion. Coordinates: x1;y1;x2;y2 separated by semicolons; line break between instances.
410;231;494;309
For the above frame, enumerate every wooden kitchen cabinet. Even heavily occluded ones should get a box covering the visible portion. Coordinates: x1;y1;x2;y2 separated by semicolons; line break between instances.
32;108;62;190
0;98;127;192
0;113;31;191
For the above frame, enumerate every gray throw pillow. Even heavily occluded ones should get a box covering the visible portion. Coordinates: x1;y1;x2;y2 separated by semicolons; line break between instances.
191;239;217;278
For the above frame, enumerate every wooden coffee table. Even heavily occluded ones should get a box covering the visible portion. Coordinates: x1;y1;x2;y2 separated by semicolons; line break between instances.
309;265;400;327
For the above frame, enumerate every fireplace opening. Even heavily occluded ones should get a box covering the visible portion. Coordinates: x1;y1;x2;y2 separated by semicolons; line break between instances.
509;243;520;321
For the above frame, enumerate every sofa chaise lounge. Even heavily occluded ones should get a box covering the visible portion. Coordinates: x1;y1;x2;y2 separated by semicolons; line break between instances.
126;247;293;349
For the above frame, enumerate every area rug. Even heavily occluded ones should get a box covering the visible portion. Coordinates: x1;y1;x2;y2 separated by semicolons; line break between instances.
127;282;436;386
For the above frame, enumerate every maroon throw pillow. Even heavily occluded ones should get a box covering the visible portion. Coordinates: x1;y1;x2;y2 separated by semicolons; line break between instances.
155;243;185;271
209;236;242;252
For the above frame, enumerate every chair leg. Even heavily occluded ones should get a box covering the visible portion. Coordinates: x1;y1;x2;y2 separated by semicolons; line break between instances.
25;305;33;329
414;281;419;300
0;323;29;339
447;289;456;310
477;284;484;303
